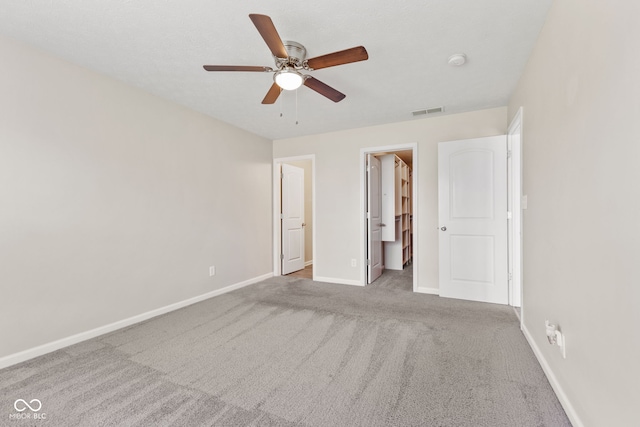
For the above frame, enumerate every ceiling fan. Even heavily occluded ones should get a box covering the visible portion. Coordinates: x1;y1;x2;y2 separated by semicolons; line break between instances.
203;14;369;104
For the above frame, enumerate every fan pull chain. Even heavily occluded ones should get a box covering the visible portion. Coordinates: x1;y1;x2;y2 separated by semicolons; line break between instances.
295;88;299;125
279;88;283;117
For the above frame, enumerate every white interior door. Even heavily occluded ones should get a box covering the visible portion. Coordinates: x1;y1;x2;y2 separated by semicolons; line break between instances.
281;164;305;275
367;154;383;283
438;136;508;304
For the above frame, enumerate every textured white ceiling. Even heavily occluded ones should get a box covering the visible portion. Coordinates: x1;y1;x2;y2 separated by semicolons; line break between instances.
0;0;551;140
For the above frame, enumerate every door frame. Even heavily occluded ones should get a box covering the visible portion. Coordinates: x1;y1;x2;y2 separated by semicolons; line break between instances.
273;155;316;278
360;143;419;291
508;107;524;317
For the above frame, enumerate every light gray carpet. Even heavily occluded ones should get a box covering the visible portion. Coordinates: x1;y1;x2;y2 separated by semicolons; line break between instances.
0;271;571;426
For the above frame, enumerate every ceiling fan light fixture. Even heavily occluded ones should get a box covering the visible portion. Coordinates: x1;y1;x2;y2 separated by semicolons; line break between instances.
274;69;304;90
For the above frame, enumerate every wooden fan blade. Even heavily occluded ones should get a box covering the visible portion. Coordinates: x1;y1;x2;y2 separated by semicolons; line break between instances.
249;14;288;59
306;46;368;70
303;77;346;102
262;83;282;104
203;65;272;72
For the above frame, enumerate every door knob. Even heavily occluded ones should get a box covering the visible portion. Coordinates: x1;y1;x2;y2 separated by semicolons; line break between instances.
440;226;447;231
379;223;386;227
302;223;306;227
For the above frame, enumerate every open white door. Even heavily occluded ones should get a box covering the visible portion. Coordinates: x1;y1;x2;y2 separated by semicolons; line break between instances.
438;136;508;304
281;164;305;275
367;154;383;283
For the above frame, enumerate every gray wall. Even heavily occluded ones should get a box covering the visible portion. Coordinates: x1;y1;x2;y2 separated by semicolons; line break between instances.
0;36;273;359
508;0;640;425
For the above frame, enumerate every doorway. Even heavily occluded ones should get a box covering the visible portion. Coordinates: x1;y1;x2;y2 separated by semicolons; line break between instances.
360;143;418;291
273;155;315;278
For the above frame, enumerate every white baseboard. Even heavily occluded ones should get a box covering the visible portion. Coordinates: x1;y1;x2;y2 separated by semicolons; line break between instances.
415;286;439;295
0;272;273;370
314;276;364;287
304;260;313;267
521;324;584;427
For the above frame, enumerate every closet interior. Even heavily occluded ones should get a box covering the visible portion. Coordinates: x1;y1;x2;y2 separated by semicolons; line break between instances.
378;153;412;270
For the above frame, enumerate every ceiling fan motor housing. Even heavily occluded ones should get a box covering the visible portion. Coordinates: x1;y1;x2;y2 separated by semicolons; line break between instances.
278;41;307;68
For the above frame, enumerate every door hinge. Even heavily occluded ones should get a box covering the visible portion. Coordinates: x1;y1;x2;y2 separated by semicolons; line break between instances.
509;272;513;281
280;253;284;260
507;211;512;220
280;172;284;179
280;213;283;219
507;150;512;159
367;259;371;266
367;211;370;219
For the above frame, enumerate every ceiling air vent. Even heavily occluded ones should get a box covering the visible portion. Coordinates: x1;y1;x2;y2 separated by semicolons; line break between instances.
412;106;444;117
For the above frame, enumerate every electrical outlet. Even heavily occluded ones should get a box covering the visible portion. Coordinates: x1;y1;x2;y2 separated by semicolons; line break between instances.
545;320;566;359
351;259;357;267
209;266;216;276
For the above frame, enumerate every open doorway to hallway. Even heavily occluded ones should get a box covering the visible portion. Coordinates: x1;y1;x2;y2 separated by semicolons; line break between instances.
273;155;315;279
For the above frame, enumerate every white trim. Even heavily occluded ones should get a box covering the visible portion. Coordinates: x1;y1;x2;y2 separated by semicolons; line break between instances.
273;155;316;280
508;107;524;324
508;106;524;135
314;276;364;287
305;260;313;267
415;287;439;295
411;145;419;293
521;324;584;427
0;272;273;370
359;143;419;291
